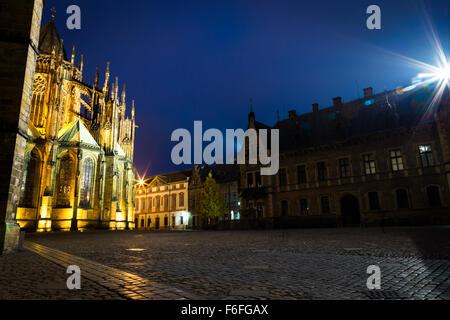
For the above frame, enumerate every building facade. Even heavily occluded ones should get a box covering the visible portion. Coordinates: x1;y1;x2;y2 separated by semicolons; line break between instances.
135;171;191;230
240;86;450;227
16;18;137;232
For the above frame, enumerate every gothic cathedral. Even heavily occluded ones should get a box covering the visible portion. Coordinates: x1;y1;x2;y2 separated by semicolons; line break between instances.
16;19;136;232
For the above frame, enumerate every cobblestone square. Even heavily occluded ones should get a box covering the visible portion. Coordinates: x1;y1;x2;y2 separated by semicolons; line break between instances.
1;227;450;300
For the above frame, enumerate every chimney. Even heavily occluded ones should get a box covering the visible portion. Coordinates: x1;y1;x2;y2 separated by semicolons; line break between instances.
288;110;296;119
333;97;342;106
312;103;319;113
363;87;373;98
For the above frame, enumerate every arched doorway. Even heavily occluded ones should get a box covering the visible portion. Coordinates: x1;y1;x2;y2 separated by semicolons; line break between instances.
155;217;160;229
340;195;360;226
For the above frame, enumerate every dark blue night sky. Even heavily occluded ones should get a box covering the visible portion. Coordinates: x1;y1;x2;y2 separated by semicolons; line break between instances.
42;0;449;177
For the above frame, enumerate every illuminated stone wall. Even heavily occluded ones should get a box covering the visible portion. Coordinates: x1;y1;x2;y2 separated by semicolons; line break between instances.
0;0;44;254
8;8;137;233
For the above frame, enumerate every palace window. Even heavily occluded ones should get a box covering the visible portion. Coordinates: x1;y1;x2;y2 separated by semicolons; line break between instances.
255;171;262;187
148;197;152;209
279;168;287;186
363;154;376;175
297;165;307;184
172;216;176;226
148;218;151;227
396;189;409;209
368;192;380;210
317;162;327;182
257;202;263;218
179;193;185;206
156;198;160;208
172;194;177;208
247;172;254;187
281;200;288;216
419;145;434;168
141;198;146;211
339;158;351;178
80;158;94;208
390;150;404;171
180;215;184;225
164;197;168;208
321;196;330;214
427;186;441;207
300;199;309;215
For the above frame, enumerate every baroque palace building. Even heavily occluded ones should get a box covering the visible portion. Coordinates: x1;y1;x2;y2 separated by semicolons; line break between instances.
16;18;137;232
240;85;450;227
135;171;191;230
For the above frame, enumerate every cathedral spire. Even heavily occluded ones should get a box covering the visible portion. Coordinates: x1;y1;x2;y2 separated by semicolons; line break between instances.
58;39;64;62
115;77;119;100
94;66;99;88
103;61;110;93
121;83;126;105
71;44;76;64
79;54;84;74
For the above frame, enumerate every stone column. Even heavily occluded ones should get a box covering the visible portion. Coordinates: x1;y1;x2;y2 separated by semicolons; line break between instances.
0;0;44;254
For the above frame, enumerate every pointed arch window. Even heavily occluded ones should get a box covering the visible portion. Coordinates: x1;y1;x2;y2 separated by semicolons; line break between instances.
19;152;38;208
56;155;73;207
80;158;94;207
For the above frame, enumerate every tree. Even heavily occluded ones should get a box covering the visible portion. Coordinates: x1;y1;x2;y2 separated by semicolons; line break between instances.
197;172;226;225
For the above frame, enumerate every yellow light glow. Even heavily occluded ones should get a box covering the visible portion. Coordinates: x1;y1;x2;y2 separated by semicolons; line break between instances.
126;248;145;252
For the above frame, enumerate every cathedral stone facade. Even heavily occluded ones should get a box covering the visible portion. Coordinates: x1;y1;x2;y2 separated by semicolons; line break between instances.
16;19;137;232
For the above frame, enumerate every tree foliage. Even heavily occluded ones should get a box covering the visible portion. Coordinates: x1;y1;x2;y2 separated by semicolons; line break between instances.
197;172;226;221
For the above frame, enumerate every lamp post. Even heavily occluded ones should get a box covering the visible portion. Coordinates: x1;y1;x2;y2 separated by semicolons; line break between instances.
138;178;145;230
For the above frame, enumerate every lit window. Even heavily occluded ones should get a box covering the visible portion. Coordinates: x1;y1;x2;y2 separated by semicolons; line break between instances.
363;154;376;175
80;158;94;207
390;150;404;171
419;145;434;168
